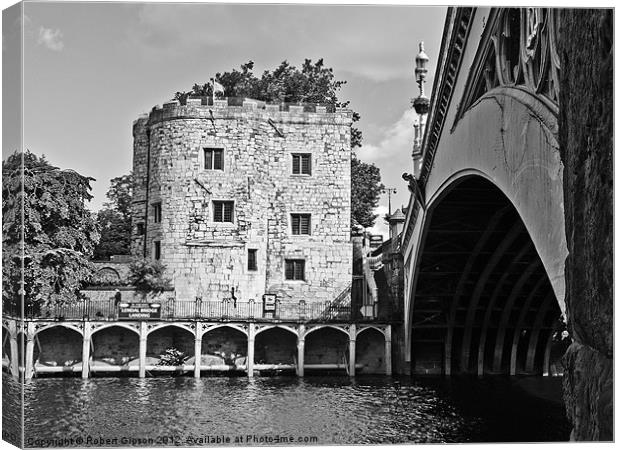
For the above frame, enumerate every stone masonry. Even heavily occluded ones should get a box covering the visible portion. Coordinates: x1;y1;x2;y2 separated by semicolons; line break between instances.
131;98;353;308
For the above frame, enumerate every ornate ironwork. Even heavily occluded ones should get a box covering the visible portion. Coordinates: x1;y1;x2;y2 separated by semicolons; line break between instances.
455;8;561;128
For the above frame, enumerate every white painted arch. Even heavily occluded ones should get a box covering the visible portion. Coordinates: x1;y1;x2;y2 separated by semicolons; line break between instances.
356;325;387;340
254;324;299;338
200;323;248;339
302;324;350;340
90;323;141;338
146;323;195;337
33;323;84;337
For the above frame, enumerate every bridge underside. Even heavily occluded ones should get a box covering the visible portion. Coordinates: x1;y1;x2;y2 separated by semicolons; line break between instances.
411;177;564;376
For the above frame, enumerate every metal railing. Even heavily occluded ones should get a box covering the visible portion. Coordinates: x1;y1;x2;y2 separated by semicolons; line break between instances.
3;298;395;323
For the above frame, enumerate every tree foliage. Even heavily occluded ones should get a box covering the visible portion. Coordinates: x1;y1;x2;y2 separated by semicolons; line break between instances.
128;258;172;293
351;156;385;228
176;59;384;227
94;173;133;259
175;59;362;147
2;151;100;308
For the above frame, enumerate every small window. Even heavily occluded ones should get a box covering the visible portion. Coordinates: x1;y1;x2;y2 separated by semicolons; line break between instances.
248;249;258;271
136;223;145;235
213;201;234;223
153;203;162;223
153;241;161;260
285;259;305;281
204;148;224;170
291;214;311;235
292;153;311;175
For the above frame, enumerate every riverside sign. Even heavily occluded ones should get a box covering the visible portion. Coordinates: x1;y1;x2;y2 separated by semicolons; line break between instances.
118;302;162;320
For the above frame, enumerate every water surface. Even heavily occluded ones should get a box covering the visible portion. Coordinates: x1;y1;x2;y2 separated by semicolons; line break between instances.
3;373;570;446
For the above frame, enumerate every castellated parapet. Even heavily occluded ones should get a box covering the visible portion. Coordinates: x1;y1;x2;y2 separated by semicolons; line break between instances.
131;98;353;305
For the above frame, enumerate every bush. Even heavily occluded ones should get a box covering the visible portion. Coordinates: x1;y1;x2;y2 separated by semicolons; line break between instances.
157;347;185;366
128;258;172;293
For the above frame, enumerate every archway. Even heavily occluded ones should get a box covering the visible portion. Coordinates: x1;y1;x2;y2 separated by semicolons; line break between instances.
33;326;83;371
147;326;194;366
410;176;563;375
304;327;349;371
91;325;140;368
2;327;12;372
201;326;247;370
356;328;386;374
254;327;297;367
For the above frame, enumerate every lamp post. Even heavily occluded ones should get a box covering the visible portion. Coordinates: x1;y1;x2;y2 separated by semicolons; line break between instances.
382;187;397;216
412;42;430;176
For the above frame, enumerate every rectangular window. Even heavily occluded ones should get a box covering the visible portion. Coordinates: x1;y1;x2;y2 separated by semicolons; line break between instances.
204;148;224;170
213;201;234;223
291;214;311;235
136;223;145;235
292;154;311;175
153;203;162;223
285;259;305;281
248;249;258;271
153;241;161;260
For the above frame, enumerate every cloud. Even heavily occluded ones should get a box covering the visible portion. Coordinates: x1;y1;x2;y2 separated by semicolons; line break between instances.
126;4;446;82
368;205;389;238
358;108;416;163
356;108;419;239
37;27;64;51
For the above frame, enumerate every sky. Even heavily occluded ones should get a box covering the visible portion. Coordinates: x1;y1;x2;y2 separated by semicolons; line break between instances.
2;1;446;237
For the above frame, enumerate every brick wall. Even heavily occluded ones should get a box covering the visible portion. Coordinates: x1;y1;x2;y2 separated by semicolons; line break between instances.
131;99;352;308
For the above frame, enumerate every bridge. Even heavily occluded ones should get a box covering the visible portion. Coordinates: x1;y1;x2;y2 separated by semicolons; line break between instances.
401;8;568;377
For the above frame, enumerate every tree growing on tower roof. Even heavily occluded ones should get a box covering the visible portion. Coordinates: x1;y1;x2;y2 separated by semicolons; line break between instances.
175;59;383;228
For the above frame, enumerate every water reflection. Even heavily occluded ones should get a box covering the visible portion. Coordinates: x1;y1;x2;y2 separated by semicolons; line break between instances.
2;373;570;446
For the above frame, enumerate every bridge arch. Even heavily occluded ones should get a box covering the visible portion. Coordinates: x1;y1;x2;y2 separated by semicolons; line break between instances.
409;175;564;375
422;89;567;311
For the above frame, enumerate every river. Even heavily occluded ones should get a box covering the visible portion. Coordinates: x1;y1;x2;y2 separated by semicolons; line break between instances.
3;373;570;446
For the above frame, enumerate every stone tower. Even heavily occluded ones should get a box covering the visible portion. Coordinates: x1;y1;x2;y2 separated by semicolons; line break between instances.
131;98;353;307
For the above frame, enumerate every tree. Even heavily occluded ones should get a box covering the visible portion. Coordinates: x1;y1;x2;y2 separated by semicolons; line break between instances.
2;151;100;309
176;59;383;226
93;173;133;259
351;156;385;228
128;258;172;293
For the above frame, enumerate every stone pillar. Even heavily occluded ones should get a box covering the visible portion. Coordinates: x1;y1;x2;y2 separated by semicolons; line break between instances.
24;335;35;380
559;9;613;440
194;334;202;379
81;322;91;379
348;324;356;377
385;325;392;376
247;325;255;378
9;334;19;378
297;324;305;377
139;322;147;378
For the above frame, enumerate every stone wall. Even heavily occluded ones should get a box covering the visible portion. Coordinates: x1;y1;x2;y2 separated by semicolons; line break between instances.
305;328;348;365
131;99;352;309
255;328;297;364
201;327;247;359
34;327;82;366
146;327;194;359
92;327;140;365
356;329;386;374
558;9;613;441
